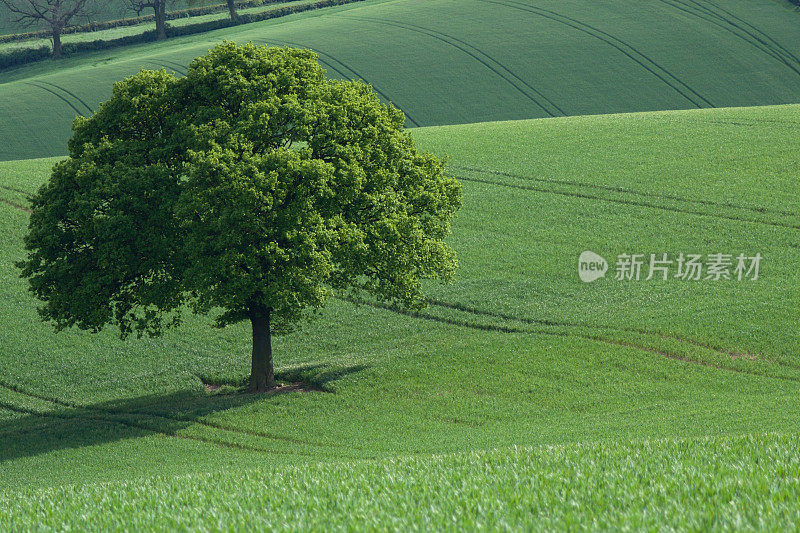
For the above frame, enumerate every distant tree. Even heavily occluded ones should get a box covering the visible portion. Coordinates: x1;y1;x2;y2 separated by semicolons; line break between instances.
128;0;168;40
0;0;91;57
19;42;461;392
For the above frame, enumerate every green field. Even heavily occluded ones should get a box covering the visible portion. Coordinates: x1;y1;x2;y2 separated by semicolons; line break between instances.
1;0;800;160
1;103;798;526
1;0;799;527
3;434;800;530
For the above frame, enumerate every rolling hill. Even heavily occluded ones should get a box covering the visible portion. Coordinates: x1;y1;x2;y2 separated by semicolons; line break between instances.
0;0;799;161
0;0;798;526
0;105;798;528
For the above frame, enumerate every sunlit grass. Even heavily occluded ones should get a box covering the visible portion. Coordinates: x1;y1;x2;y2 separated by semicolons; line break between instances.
0;104;797;526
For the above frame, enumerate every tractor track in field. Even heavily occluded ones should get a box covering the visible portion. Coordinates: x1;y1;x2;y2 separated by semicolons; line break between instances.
254;38;421;127
35;81;94;114
370;17;568;115
424;298;800;373
158;58;189;75
344;295;754;363
479;0;713;109
454;166;798;219
356;299;800;384
698;0;800;67
24;82;85;117
1;198;31;214
700;119;800;128
122;405;345;449
0;397;302;456
657;0;800;76
0;377;341;454
339;15;564;118
317;60;352;83
656;0;800;77
254;38;423;125
143;60;187;76
0;184;33;198
455;175;800;231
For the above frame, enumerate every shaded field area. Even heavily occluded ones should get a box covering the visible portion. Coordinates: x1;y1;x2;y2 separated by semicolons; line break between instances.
1;0;799;160
0;105;797;498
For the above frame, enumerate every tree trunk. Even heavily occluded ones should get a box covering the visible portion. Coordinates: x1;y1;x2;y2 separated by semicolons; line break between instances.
51;27;62;58
155;1;167;40
226;0;241;23
249;309;276;392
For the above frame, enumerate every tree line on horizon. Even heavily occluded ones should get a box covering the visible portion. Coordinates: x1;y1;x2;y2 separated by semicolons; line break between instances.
0;0;243;57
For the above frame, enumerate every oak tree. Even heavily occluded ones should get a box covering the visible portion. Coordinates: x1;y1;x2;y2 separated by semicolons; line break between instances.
0;0;92;57
19;42;461;392
225;0;239;23
128;0;167;40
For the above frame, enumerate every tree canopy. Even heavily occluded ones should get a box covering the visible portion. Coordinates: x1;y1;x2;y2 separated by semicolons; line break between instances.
19;42;461;391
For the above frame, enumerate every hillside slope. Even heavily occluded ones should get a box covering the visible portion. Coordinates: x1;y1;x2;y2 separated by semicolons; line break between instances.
0;0;799;160
0;104;798;492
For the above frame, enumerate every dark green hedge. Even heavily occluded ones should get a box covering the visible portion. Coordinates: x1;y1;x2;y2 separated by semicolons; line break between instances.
0;46;52;69
0;0;364;70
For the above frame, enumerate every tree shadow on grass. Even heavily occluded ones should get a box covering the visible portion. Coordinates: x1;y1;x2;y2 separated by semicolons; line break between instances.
196;362;369;393
0;363;368;465
276;362;370;392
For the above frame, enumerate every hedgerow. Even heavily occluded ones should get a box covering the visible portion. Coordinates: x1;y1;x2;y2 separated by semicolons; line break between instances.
0;0;297;44
0;0;364;70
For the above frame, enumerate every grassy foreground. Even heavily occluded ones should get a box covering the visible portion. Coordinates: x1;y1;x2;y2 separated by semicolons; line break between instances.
0;104;798;526
1;0;799;160
2;433;800;530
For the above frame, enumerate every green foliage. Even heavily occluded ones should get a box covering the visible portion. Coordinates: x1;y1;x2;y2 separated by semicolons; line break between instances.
18;42;461;341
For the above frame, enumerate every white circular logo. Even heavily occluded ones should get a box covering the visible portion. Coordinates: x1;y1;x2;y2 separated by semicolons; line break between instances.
578;251;608;283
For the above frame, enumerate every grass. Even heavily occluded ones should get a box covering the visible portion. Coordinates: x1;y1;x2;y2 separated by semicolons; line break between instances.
0;2;797;527
0;104;798;530
3;433;800;530
1;0;799;160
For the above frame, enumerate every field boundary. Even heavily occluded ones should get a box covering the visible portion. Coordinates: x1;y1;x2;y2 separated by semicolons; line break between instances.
0;0;303;43
0;0;367;71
